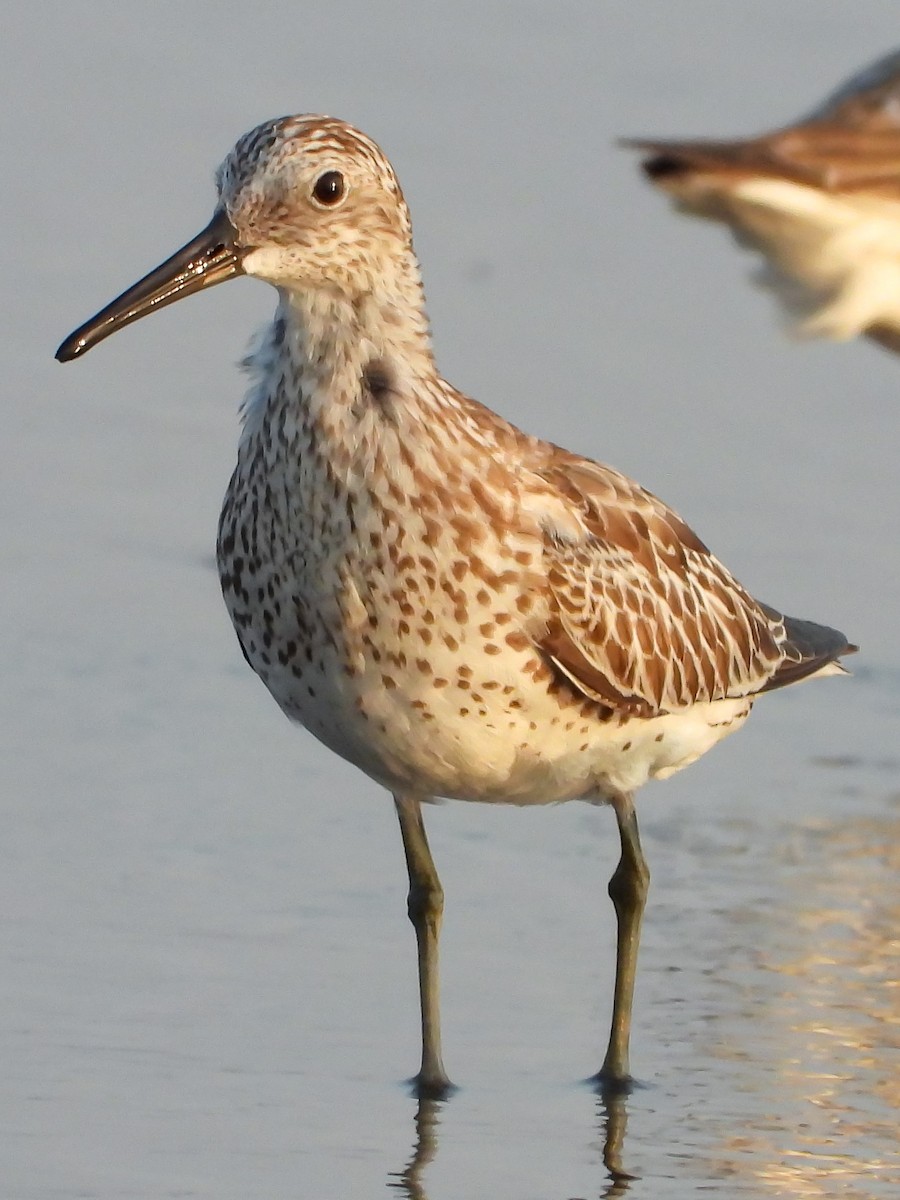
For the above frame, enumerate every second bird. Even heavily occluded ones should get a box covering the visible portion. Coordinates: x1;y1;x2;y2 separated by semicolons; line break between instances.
626;49;900;355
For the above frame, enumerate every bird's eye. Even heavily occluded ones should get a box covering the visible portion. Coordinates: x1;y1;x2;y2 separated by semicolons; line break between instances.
312;170;346;206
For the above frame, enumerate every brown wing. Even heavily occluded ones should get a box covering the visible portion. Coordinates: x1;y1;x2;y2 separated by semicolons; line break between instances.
625;129;900;200
623;51;900;199
533;458;787;717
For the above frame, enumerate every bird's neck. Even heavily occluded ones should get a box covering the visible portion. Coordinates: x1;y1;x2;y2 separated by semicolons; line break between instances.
238;264;444;478
286;251;435;393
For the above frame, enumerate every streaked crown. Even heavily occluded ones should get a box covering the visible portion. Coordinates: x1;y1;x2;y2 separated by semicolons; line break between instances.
214;115;416;292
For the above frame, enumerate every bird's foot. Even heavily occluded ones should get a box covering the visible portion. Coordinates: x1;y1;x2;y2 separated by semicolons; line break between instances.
586;1068;641;1097
406;1070;457;1102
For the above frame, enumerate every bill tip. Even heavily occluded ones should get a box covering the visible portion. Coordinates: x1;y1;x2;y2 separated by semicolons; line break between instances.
55;334;86;363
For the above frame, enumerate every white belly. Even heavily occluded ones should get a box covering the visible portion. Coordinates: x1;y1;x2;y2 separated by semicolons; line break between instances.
250;632;754;805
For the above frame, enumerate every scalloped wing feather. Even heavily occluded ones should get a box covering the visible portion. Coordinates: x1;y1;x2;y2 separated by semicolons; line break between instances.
534;458;786;717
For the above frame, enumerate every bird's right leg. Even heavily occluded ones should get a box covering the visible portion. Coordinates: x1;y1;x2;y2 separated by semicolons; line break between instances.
394;793;454;1098
595;790;650;1091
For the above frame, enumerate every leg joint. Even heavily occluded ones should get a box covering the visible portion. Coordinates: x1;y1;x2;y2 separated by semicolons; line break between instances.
608;854;650;909
407;879;444;924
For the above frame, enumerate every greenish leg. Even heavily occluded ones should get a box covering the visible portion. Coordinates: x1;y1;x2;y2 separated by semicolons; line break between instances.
596;792;650;1090
394;793;454;1099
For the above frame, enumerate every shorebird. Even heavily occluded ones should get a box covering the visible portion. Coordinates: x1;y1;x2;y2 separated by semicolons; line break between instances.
56;116;854;1096
624;48;900;354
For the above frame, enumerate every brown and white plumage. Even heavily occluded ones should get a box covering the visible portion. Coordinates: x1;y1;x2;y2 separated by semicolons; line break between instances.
624;48;900;353
56;115;854;1095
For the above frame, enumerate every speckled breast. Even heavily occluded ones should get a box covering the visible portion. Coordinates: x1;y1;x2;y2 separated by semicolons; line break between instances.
214;451;634;804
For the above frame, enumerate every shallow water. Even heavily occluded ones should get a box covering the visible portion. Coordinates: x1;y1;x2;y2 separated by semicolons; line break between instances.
4;4;900;1196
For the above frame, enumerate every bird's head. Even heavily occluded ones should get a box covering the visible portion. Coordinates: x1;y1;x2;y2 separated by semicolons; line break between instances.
56;115;418;362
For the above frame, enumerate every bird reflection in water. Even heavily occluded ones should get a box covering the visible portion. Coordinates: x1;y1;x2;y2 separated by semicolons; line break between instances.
387;1096;441;1200
386;1087;641;1199
594;1086;640;1197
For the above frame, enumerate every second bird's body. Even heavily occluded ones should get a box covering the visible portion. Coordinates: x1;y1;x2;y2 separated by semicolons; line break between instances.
626;48;900;352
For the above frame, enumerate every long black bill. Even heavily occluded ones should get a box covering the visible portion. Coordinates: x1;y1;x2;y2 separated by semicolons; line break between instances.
56;208;242;362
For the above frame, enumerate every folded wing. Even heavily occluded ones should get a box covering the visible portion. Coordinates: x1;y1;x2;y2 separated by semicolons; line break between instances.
534;456;853;717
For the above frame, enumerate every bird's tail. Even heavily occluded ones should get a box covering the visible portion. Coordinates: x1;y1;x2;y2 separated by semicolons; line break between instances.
760;605;857;692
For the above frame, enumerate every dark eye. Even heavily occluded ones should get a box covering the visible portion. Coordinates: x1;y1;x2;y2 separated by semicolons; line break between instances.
312;170;345;206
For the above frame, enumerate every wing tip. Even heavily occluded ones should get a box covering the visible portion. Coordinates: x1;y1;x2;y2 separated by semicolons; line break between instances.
767;616;858;691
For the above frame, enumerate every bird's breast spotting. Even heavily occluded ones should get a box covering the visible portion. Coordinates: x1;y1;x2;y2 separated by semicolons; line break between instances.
216;412;753;805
